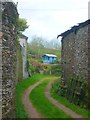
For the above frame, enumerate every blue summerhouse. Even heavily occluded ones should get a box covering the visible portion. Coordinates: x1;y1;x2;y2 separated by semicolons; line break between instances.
42;54;57;64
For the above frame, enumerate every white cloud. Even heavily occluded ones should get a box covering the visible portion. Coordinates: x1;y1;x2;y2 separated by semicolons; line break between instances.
14;0;89;10
13;0;89;42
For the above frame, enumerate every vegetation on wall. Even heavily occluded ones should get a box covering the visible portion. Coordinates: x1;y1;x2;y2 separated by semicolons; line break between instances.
52;75;88;109
51;79;89;117
16;18;29;32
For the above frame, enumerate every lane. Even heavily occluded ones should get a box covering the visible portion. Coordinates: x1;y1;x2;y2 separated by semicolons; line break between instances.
22;76;85;119
22;79;44;119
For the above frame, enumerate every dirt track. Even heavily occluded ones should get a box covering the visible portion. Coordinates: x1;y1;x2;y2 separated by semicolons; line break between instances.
22;78;86;119
22;80;44;119
45;81;85;120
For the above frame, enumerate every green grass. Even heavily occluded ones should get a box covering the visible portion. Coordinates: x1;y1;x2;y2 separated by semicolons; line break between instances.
29;78;71;118
50;82;89;118
16;73;89;118
15;74;46;118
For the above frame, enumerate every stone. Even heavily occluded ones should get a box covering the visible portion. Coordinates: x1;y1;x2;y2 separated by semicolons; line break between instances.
0;0;18;119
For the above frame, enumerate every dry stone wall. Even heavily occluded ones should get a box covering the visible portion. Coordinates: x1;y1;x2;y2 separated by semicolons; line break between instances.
0;31;2;119
88;24;90;109
58;20;90;108
0;1;19;119
75;26;88;79
60;20;90;81
61;32;76;81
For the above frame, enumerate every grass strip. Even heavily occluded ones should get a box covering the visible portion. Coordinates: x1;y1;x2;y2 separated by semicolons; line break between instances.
29;78;71;118
50;81;89;118
15;74;45;118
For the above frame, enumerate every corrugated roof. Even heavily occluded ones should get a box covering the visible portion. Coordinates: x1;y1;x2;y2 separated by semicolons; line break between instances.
42;54;57;57
57;19;90;38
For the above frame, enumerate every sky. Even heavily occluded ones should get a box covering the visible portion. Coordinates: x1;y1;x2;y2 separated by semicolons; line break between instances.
13;0;89;42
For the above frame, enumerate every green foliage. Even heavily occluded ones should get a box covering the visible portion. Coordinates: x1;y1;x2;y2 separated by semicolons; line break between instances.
51;80;89;117
28;36;61;61
52;79;60;93
65;75;88;109
29;64;35;74
16;18;29;32
27;36;61;75
30;77;70;118
49;64;62;75
15;74;45;118
29;60;42;74
52;75;88;110
27;46;61;75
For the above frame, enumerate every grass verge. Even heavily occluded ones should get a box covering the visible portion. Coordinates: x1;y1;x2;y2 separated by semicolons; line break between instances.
29;78;71;118
15;74;45;118
50;80;89;118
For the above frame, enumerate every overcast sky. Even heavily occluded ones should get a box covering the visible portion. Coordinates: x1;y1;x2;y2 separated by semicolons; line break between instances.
13;0;89;42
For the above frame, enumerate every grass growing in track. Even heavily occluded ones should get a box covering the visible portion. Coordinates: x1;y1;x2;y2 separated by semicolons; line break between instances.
29;78;71;118
50;81;89;118
15;74;45;118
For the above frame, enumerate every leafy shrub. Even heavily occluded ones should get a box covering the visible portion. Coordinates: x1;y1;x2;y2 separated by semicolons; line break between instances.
49;64;62;75
52;79;62;95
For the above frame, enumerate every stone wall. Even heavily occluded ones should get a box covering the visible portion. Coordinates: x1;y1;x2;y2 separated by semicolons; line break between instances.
59;20;90;81
61;32;76;81
0;1;2;119
57;20;90;108
0;31;2;119
75;25;88;79
0;1;18;119
88;23;90;109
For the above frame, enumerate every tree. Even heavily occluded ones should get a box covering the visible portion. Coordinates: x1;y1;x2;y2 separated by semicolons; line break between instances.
29;36;61;50
16;18;29;32
30;36;45;48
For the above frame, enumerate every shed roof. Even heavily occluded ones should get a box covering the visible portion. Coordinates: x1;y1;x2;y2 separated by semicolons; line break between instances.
57;19;90;38
42;54;57;57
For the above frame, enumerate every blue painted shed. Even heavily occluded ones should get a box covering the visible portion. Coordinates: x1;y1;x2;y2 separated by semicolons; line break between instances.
42;54;57;64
